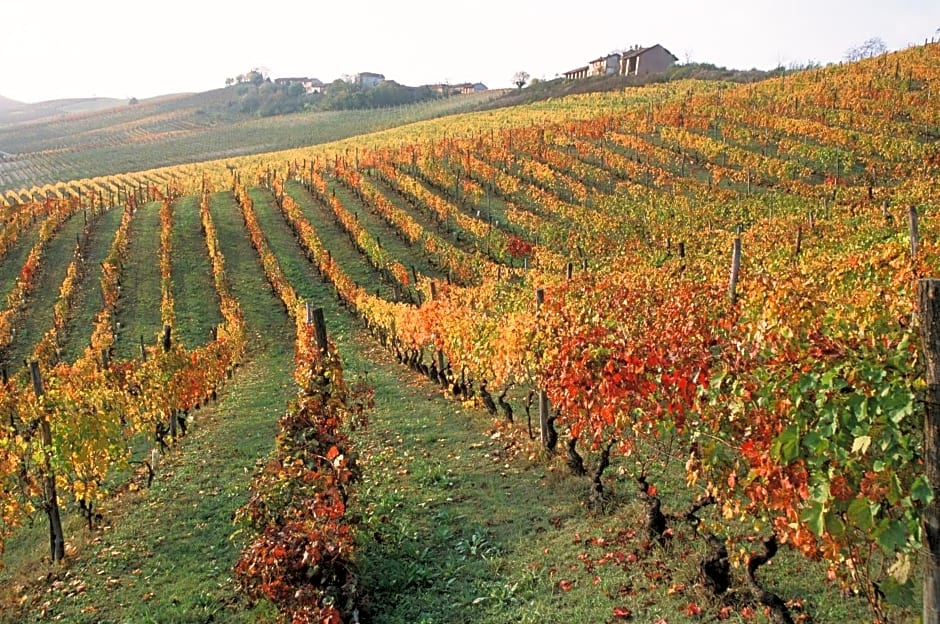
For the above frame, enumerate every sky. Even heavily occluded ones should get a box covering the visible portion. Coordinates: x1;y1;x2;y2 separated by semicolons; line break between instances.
2;0;939;103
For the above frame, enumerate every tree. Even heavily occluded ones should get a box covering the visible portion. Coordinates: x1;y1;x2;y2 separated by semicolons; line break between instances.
512;71;530;89
844;37;887;62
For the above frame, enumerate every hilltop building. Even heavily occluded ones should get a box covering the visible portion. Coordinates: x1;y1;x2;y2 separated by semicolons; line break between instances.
564;65;589;80
462;82;488;94
427;82;488;95
589;53;621;77
620;44;678;76
273;77;326;94
563;44;677;80
355;72;386;88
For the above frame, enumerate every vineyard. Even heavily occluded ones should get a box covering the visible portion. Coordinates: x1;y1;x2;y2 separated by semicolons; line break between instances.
0;42;939;623
0;90;503;196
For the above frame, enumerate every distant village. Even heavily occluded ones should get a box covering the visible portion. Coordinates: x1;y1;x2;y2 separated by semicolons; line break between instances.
252;72;488;96
238;42;676;102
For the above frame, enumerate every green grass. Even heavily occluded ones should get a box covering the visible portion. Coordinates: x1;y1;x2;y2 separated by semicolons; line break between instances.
113;202;162;360
0;349;288;624
327;179;446;281
0;214;42;304
0;188;298;624
171;196;222;349
246;186;327;304
0;188;882;623
3;210;86;367
339;350;873;624
60;206;125;362
207;191;293;343
282;181;395;300
243;183;875;622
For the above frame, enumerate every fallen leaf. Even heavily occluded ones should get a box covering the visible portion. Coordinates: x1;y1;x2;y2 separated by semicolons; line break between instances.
612;606;632;619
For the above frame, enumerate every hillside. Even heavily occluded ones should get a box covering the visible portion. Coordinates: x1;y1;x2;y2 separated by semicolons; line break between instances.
0;95;22;113
0;63;775;196
484;61;780;109
0;88;503;195
0;43;938;623
0;95;129;125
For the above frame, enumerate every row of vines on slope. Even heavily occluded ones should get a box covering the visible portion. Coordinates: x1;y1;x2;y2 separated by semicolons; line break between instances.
1;41;938;622
0;190;245;567
243;46;940;621
267;148;930;619
232;179;370;623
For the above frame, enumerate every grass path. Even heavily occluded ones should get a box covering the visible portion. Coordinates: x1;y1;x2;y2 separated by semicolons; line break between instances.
61;206;125;362
364;173;482;258
172;196;222;349
0;214;42;304
5;351;291;624
281;181;395;300
4;210;86;366
0;189;873;623
247;180;619;622
114;201;162;360
0;191;297;623
324;180;446;281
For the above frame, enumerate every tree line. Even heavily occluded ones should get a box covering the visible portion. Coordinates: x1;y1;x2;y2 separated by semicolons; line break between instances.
228;77;445;117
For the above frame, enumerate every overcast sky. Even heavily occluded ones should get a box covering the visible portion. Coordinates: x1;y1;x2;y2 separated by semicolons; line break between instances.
2;0;939;103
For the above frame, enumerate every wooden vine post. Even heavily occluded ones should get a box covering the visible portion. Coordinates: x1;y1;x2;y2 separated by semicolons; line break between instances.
162;324;172;353
429;282;446;373
910;205;920;260
535;288;551;450
162;325;176;439
729;236;742;305
306;303;329;353
30;360;65;564
919;278;940;624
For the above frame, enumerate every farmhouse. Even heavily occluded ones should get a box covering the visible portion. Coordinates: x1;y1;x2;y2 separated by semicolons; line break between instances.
302;78;326;94
427;82;488;95
454;82;488;94
620;44;678;76
563;66;589;80
564;43;677;80
589;53;621;77
356;72;386;88
273;77;326;94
